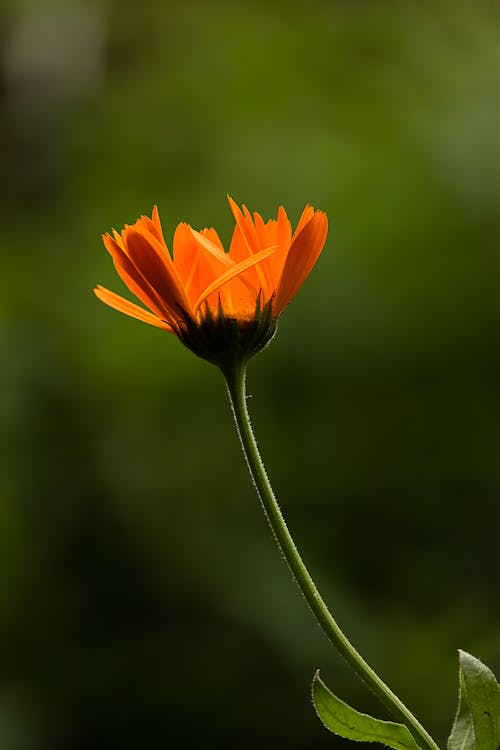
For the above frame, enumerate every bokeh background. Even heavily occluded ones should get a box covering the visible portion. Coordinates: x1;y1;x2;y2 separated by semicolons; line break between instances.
1;0;499;748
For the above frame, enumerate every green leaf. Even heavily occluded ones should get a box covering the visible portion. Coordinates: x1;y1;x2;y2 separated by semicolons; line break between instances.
449;670;475;750
312;671;422;750
448;650;500;750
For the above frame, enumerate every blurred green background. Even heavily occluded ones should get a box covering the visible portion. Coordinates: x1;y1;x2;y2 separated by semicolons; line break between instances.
1;0;499;748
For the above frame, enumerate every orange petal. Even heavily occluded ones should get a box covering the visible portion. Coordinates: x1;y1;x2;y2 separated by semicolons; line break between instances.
199;227;226;252
94;286;174;331
125;229;193;318
194;244;278;315
294;205;316;237
227;197;277;298
190;224;264;306
150;205;165;243
189;227;234;267
102;232;174;320
274;210;328;315
227;196;261;256
111;228;127;250
173;223;224;305
173;222;201;285
128;209;165;246
246;208;273;293
259;206;292;288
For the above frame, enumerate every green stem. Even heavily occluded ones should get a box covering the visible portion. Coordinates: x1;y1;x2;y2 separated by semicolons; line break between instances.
224;363;440;750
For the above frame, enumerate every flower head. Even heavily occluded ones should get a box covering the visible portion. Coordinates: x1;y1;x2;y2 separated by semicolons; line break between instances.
94;197;328;369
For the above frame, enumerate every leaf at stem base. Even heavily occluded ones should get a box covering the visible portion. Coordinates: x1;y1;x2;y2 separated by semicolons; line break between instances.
312;671;423;750
447;650;500;750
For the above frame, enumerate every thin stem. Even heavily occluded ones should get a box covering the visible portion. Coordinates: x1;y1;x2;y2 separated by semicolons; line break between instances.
224;363;440;750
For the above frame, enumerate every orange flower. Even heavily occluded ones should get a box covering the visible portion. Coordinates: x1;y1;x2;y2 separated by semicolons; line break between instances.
94;197;328;367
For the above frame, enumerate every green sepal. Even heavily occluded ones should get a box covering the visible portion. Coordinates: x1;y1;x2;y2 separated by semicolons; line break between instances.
177;295;276;371
448;651;500;750
312;671;422;750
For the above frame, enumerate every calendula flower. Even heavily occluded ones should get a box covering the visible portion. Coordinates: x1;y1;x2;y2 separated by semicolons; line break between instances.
94;196;328;370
